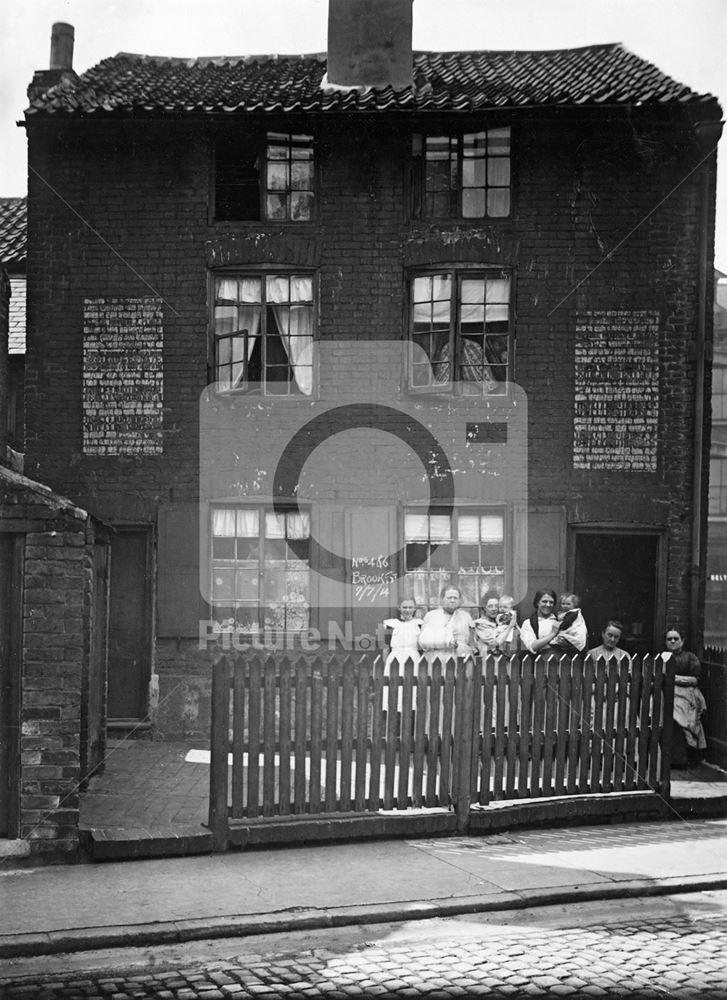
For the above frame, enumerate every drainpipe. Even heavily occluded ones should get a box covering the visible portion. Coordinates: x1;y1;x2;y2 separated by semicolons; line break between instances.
690;124;721;654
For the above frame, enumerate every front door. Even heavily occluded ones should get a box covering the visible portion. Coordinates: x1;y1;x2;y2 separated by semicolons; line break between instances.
108;528;152;722
0;534;22;837
573;530;662;656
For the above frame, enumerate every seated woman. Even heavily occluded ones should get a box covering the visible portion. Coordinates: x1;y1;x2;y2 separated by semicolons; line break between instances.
662;628;707;768
519;589;559;655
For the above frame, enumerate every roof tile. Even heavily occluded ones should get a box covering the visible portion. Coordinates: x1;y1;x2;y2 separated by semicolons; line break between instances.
0;198;27;266
25;44;718;118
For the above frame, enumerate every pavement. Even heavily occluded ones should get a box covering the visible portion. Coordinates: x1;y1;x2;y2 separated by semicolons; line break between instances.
1;738;726;963
3;812;727;961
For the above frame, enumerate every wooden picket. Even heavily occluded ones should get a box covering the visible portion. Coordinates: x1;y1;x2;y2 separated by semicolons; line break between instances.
209;650;675;850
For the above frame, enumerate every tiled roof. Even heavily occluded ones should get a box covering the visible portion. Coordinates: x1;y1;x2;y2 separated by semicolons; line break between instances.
25;44;718;118
0;198;27;267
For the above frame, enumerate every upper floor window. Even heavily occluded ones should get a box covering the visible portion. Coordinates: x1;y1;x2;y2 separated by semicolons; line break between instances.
409;270;511;395
214;132;314;222
213;273;314;395
412;127;511;220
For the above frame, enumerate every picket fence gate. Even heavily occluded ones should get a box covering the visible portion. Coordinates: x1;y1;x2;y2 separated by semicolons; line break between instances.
208;651;675;850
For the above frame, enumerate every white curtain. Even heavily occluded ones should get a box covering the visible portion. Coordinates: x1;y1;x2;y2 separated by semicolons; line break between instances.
268;275;314;396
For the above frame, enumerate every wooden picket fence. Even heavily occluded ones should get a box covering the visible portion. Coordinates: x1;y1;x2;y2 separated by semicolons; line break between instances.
208;651;674;850
703;646;727;769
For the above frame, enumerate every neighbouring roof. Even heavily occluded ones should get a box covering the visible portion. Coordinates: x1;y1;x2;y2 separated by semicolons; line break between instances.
0;198;27;267
25;44;720;118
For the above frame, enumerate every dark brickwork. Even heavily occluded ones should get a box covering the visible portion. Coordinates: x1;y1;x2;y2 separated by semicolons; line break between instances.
22;108;717;735
0;472;109;858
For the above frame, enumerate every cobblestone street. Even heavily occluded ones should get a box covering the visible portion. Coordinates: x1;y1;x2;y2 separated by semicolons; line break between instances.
3;896;727;999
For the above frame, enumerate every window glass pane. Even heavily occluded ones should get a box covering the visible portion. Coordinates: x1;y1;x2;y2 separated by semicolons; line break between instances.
461;279;484;305
212;537;235;559
214;305;238;335
429;515;452;542
405;513;429;541
458;515;480;544
266;193;287;219
487;189;510;217
486;277;510;306
291;192;313;220
462;189;486;218
291;161;313;189
267;162;288;190
287;512;310;538
406;542;429;571
462;158;486;188
430;541;452;568
290;276;313;302
487;127;511;153
236;509;259;536
216;278;238;302
488;158;510;186
480;515;504;543
240;278;262;303
235;570;258;601
212;509;236;536
212;568;235;601
266;275;290;303
265;512;286;538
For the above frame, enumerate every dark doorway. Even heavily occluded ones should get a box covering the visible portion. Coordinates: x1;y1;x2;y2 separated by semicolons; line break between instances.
0;534;22;837
573;531;661;656
108;528;152;722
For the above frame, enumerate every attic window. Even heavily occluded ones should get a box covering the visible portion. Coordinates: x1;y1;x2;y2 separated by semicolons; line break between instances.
411;128;511;220
214;133;315;222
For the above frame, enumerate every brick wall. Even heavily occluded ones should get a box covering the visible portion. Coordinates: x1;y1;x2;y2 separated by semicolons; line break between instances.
23;108;716;734
0;471;108;858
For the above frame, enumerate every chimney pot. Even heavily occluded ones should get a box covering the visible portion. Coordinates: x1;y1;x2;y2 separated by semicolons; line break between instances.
50;22;74;71
327;0;413;89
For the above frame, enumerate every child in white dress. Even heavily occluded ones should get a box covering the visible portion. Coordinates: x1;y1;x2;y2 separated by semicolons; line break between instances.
383;597;422;670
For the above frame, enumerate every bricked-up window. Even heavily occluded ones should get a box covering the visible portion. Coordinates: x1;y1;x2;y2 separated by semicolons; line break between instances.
210;507;311;633
404;510;505;613
409;271;510;395
412;128;511;219
214;133;314;222
214;274;314;395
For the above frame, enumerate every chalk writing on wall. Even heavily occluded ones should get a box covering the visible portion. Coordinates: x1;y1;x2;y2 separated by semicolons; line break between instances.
351;555;396;603
83;297;164;455
573;310;659;472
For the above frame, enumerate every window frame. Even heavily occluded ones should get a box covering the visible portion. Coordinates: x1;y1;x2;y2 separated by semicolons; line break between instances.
401;505;509;615
411;126;513;221
208;267;318;397
406;265;514;396
211;131;316;224
209;503;313;635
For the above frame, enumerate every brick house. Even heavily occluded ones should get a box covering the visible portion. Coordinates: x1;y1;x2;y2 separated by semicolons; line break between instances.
0;196;26;455
22;3;721;737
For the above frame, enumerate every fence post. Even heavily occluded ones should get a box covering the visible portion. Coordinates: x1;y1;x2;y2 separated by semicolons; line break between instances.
209;653;231;851
453;657;476;833
658;654;675;799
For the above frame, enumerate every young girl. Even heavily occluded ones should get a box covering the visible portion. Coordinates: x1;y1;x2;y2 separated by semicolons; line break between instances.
383;597;422;669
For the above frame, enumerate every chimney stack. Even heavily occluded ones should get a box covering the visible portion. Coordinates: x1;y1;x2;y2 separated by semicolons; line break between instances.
28;23;78;101
50;22;74;71
327;0;413;89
